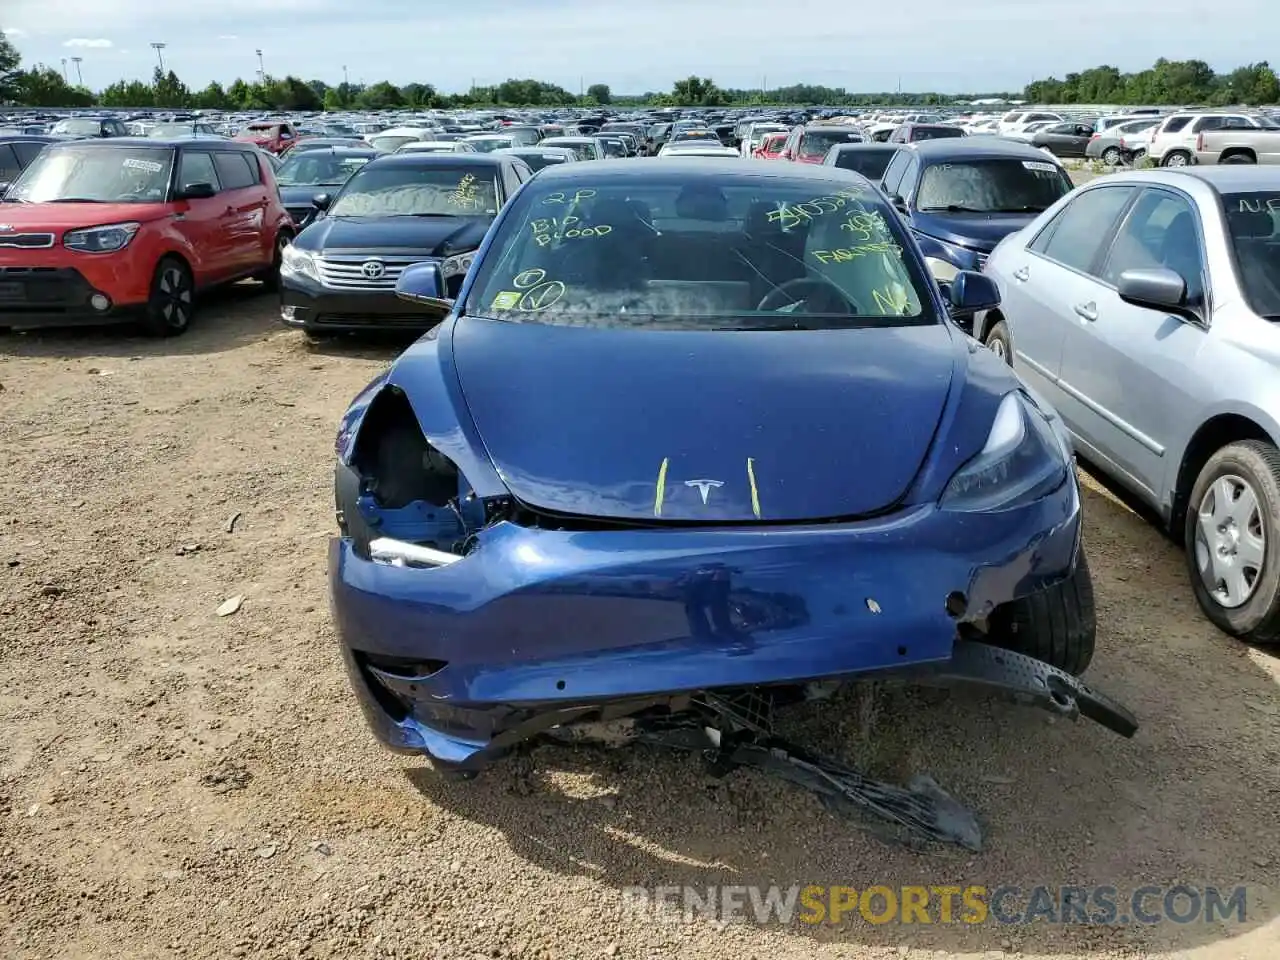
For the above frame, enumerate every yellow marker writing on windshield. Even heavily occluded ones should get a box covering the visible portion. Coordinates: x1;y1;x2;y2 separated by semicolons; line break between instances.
654;457;670;517
747;458;761;519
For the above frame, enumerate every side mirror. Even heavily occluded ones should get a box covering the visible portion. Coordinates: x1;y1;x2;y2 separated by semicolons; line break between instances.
395;262;455;311
0;181;9;197
890;193;909;214
312;193;332;211
1117;267;1187;311
178;181;216;200
948;270;1001;314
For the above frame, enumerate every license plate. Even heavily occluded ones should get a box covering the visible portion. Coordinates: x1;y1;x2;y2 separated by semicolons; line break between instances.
0;281;24;300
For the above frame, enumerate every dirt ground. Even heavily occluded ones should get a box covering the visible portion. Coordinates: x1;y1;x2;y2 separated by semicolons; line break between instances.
2;283;1278;960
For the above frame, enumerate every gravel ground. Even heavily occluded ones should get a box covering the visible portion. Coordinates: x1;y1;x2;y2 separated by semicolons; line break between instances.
2;269;1278;960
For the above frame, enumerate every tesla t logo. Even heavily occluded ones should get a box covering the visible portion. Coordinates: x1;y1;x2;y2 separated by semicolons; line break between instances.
684;479;724;504
361;260;385;279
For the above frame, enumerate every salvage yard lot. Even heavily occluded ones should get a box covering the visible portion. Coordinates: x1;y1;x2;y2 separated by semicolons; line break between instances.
2;265;1280;955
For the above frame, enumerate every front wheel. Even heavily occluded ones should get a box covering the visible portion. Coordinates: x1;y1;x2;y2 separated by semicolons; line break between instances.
142;257;194;337
1101;146;1121;166
1185;440;1280;643
983;318;1013;365
986;552;1096;676
1163;150;1191;168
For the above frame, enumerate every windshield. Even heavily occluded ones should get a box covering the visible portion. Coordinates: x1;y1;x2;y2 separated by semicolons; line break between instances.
328;164;499;217
1223;192;1280;318
370;135;418;153
519;153;570;171
466;175;934;330
916;158;1071;213
544;139;595;160
831;149;898;179
7;145;173;203
150;123;212;137
276;152;370;186
911;126;964;141
467;137;515;153
51;119;101;136
799;129;862;158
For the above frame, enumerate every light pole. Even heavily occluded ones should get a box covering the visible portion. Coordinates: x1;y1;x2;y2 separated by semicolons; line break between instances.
151;42;166;72
255;49;265;84
60;58;69;83
342;64;348;87
70;57;84;86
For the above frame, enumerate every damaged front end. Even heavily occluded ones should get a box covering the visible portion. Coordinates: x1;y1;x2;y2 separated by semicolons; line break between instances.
329;369;1136;849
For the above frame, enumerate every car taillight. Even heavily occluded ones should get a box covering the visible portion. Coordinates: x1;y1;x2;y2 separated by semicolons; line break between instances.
1196;132;1204;151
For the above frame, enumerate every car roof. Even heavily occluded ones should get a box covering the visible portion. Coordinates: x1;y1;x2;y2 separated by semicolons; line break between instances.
287;146;377;157
530;156;887;185
362;152;511;168
0;135;56;144
904;137;1055;161
1127;166;1280;192
45;136;256;151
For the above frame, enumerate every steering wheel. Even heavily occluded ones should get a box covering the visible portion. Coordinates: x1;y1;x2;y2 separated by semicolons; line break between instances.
756;275;860;314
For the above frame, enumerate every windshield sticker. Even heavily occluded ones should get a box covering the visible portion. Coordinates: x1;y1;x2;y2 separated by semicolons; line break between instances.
531;216;613;246
542;189;597;205
123;158;164;173
490;291;521;309
1022;160;1059;172
766;189;871;229
447;173;480;208
810;240;902;264
1238;196;1280;213
517;280;566;311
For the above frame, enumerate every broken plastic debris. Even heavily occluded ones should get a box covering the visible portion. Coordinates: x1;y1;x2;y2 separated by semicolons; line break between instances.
216;595;244;617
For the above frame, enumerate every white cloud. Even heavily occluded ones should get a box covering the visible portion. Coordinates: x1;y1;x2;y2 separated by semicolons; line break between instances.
64;37;113;48
218;34;239;40
2;27;25;37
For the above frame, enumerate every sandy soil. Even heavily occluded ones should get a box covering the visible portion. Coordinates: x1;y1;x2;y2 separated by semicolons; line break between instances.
1;282;1278;960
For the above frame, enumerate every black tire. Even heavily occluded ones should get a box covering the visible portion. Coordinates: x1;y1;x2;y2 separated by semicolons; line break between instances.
256;232;290;291
1220;153;1255;165
1184;440;1280;643
1163;150;1192;168
983;318;1013;365
142;257;194;337
986;551;1096;676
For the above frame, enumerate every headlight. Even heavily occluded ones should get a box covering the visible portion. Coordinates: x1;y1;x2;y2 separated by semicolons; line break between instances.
280;243;319;282
63;222;140;253
440;251;475;280
939;392;1069;512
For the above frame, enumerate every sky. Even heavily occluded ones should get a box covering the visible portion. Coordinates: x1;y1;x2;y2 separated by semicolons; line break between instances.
3;0;1275;95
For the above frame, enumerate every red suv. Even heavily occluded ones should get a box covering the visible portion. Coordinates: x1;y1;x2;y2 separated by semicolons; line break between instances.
781;124;866;163
0;138;293;336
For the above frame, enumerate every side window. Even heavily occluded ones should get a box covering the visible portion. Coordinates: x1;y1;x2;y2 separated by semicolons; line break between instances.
897;157;920;199
1193;117;1224;132
177;151;219;190
240;152;262;184
213;152;256;190
11;141;45;167
1101;189;1204;301
1033;186;1136;274
0;145;20;182
1162;116;1192;134
1223;116;1253;130
880;149;910;195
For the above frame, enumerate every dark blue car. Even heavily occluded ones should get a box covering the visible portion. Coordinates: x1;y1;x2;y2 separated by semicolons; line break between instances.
328;159;1135;838
878;139;1074;312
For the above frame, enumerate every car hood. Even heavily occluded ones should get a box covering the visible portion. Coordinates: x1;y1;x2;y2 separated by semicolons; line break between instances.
296;214;490;255
910;211;1039;253
448;317;959;523
0;201;171;229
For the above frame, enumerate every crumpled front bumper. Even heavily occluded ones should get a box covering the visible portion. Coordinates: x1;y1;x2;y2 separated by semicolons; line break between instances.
331;477;1085;766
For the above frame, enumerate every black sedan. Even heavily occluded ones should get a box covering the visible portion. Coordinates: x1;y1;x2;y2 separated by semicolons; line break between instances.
0;135;56;192
279;152;533;335
273;146;378;226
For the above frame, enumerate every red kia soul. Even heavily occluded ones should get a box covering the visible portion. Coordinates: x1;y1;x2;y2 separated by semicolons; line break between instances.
0;138;293;336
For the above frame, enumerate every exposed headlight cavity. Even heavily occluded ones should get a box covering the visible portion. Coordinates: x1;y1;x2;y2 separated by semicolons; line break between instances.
940;392;1069;512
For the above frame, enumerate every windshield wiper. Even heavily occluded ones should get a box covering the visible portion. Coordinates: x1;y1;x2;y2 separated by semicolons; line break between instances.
992;205;1049;213
918;204;985;213
49;197;103;203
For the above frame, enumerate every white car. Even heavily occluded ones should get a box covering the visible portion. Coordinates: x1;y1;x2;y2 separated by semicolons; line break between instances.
997;111;1064;136
395;140;478;154
657;143;740;158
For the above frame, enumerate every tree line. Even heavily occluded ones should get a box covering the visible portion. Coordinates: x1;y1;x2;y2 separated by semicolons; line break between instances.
3;31;1279;110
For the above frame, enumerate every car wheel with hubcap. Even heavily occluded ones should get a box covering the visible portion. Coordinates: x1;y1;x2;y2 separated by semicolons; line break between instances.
1163;150;1191;167
983;318;1013;365
1185;440;1280;642
142;257;194;337
1101;146;1121;165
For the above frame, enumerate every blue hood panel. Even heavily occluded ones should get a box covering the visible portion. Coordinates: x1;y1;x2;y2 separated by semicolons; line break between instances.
449;318;959;522
911;211;1037;252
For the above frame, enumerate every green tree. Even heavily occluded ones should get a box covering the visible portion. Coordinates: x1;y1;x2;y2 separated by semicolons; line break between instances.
671;76;725;106
399;82;439;108
0;28;20;102
586;83;611;105
193;81;229;110
267;75;320;111
15;64;94;106
357;80;404;110
100;79;155;107
152;67;190;108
